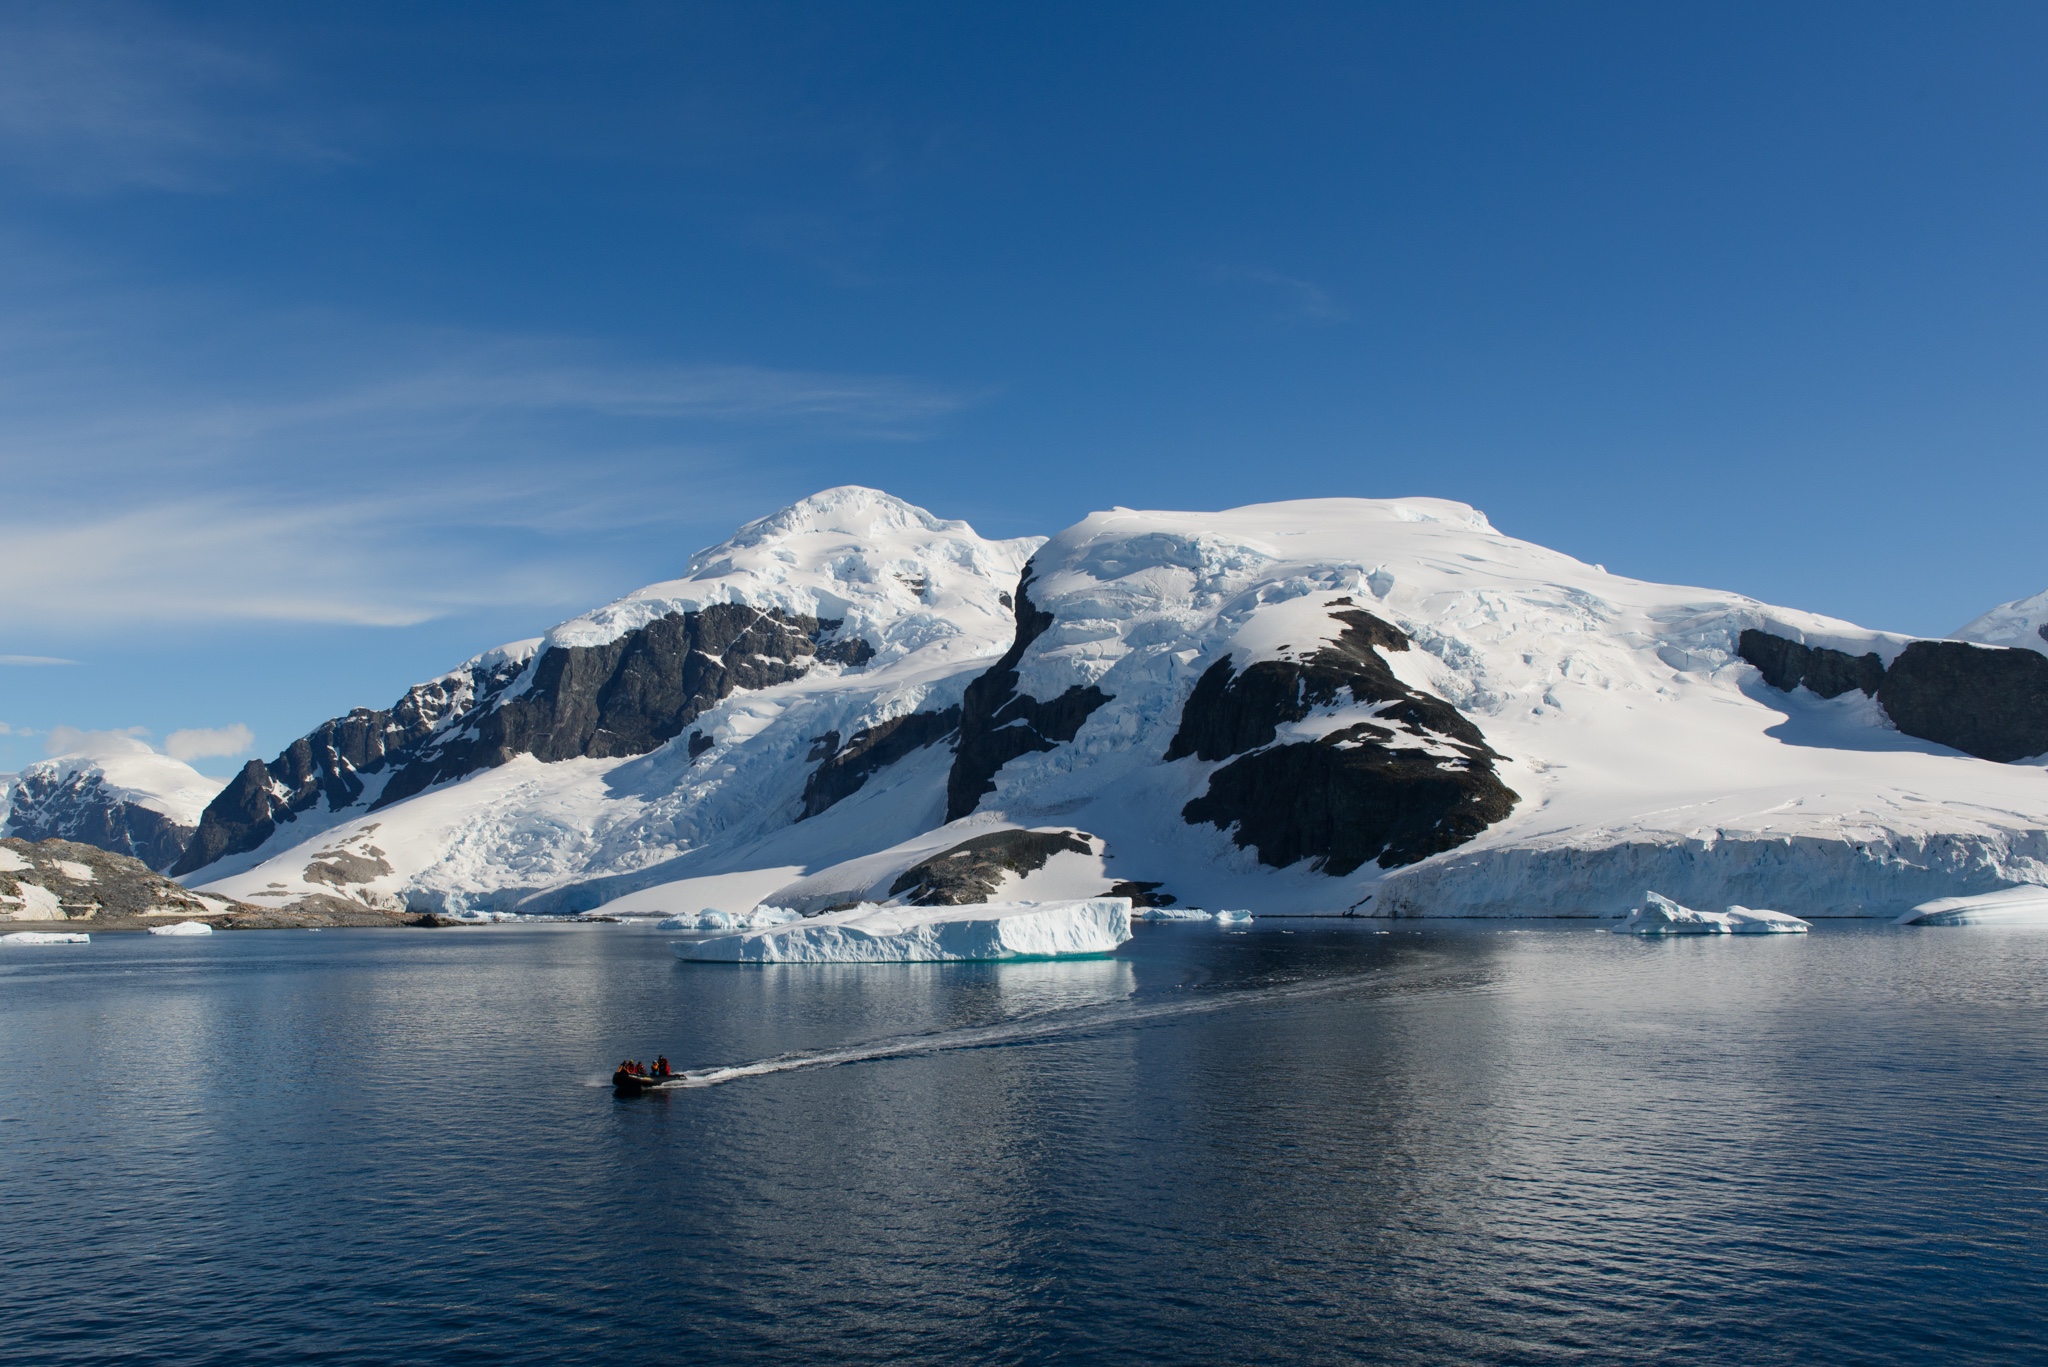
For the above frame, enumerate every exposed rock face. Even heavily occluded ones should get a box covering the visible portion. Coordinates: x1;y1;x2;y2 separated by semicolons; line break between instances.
5;767;197;872
801;706;961;819
175;605;870;876
886;828;1097;905
1169;607;1520;876
1735;629;1884;699
1739;629;2048;762
2;837;245;923
1878;641;2048;763
946;575;1112;821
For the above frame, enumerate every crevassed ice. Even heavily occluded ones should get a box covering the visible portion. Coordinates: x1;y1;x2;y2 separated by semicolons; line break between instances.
675;897;1133;963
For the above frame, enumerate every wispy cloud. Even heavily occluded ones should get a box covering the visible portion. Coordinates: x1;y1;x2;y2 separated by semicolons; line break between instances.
0;290;977;629
0;655;75;666
1211;265;1350;323
163;723;253;761
43;725;149;758
0;4;335;193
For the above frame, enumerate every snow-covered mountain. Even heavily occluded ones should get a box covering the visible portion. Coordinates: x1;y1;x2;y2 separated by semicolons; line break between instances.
178;489;2048;920
1957;588;2048;657
182;488;1042;913
4;739;226;872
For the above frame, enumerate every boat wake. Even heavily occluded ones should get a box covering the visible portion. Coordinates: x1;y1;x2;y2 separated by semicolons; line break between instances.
670;965;1428;1089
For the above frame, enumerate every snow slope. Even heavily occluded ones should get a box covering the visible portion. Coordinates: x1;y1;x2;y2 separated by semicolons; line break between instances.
1956;588;2048;657
196;489;1041;914
5;739;226;871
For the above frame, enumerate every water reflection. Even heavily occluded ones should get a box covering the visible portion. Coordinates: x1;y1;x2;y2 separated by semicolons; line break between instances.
1;922;2044;1364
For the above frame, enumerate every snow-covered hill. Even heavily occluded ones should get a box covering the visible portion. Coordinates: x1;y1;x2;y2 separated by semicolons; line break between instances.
1957;588;2048;657
181;490;2048;920
4;739;226;872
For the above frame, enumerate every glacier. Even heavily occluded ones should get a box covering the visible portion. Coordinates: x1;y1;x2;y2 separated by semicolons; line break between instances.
674;897;1134;963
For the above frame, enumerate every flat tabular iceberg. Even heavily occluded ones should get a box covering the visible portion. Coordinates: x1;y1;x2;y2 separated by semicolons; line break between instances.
1620;892;1811;935
1898;886;2048;926
675;897;1133;963
2;931;90;945
147;920;214;936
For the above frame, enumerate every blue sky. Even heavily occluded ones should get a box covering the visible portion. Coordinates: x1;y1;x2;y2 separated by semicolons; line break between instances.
3;1;2046;777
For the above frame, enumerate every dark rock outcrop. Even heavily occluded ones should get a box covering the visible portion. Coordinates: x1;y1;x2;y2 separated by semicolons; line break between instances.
1735;629;1884;699
175;606;870;876
1108;879;1176;908
801;706;961;819
1877;640;2048;763
887;828;1097;905
1739;628;2048;762
1169;605;1520;876
4;768;196;872
946;573;1112;821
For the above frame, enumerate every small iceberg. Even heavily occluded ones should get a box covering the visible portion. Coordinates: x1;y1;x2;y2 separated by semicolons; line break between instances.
1620;892;1811;935
675;897;1133;963
147;920;214;936
1898;886;2048;927
1130;907;1254;924
2;930;90;945
657;906;801;932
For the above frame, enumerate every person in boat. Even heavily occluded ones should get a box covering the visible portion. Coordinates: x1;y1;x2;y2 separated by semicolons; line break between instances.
656;1055;671;1077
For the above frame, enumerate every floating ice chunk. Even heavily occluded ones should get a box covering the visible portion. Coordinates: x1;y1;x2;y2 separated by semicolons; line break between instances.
2;931;90;945
147;920;214;936
1620;892;1810;935
1898;886;2048;926
1721;905;1813;934
676;897;1133;963
661;905;802;931
1213;910;1254;924
1132;906;1216;921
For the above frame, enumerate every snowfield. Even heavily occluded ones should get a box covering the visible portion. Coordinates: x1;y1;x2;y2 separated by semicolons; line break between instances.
179;489;2048;923
674;897;1134;963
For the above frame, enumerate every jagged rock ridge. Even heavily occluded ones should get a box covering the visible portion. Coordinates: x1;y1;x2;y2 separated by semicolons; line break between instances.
946;575;1112;822
1739;628;2048;763
176;606;870;876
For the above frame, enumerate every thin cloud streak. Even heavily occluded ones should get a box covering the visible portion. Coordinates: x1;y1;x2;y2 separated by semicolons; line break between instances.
1210;264;1350;323
0;4;337;193
0;655;75;666
0;498;611;630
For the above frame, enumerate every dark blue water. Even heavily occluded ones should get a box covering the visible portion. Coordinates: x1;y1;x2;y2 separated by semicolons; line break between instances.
3;920;2044;1365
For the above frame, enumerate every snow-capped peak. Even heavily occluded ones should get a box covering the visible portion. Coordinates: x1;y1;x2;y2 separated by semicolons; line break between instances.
1955;588;2048;657
545;487;1044;662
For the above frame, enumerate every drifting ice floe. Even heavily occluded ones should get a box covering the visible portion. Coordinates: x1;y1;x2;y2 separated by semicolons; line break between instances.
1131;906;1255;923
1897;886;2048;927
675;897;1133;963
1619;892;1811;935
147;920;214;936
1;931;90;945
657;906;800;931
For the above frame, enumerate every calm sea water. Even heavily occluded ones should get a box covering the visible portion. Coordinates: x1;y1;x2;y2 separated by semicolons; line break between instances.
2;919;2044;1365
